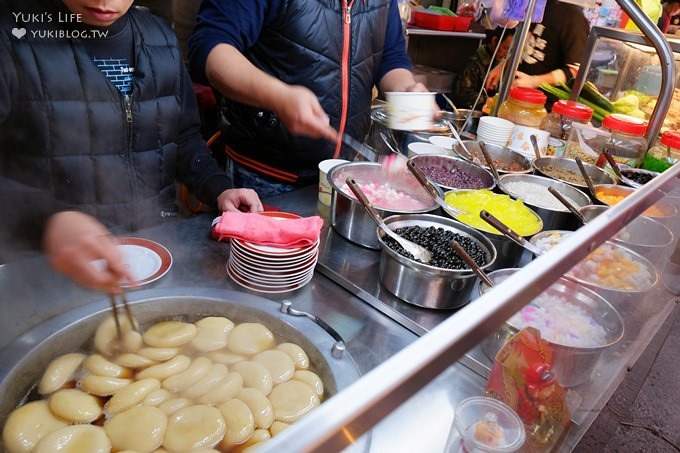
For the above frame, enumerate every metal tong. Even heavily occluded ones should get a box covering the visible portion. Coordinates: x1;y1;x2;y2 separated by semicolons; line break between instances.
108;290;139;339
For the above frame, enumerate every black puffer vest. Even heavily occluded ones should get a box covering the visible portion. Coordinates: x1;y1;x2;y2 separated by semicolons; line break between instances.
222;0;388;184
0;2;184;233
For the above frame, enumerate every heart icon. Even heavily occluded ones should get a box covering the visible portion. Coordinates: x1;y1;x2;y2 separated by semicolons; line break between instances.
12;27;26;39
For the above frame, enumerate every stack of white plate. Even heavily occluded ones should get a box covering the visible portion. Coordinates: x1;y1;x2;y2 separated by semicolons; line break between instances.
226;212;319;294
476;116;515;147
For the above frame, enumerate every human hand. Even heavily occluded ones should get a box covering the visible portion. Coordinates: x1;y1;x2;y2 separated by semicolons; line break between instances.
485;63;505;91
404;81;429;93
43;211;133;293
512;71;540;88
217;188;263;213
276;85;338;142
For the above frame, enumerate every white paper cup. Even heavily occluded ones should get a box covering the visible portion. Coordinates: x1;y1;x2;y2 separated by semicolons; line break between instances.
385;91;436;131
507;126;550;159
318;159;348;205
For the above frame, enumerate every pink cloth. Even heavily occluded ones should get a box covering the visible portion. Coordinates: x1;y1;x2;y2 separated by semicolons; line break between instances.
213;212;323;248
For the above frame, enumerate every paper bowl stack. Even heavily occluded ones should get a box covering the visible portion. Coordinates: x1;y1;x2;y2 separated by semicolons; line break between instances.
226;212;320;293
476;116;515;147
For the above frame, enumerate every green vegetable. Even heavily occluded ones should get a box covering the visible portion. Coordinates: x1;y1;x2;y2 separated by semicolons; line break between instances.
427;6;456;15
582;81;615;112
623;89;653;106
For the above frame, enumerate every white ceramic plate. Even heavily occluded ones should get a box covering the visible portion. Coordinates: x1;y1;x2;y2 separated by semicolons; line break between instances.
117;237;172;288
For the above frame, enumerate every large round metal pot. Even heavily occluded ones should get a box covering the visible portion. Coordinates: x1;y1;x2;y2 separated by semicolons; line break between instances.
591;184;678;221
478;269;624;388
498;173;591;231
532;156;615;189
378;214;497;309
0;288;364;448
579;204;674;266
328;161;440;249
366;107;481;155
441;189;544;269
408;154;496;191
453;141;533;175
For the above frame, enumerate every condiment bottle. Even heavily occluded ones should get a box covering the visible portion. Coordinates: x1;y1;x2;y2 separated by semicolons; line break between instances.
540;100;593;156
643;131;680;172
498;87;548;128
596;113;648;168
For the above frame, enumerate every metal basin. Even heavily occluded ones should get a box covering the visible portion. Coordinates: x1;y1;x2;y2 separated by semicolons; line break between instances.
533;156;615;188
498;173;591;231
592;184;678;220
408;154;496;191
579;205;674;265
366;107;481;155
478;269;624;387
0;288;363;443
328;161;440;249
453;141;533;174
378;214;497;310
441;189;544;269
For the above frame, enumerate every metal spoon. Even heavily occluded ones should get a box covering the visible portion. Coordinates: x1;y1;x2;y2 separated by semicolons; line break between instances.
602;150;625;182
547;186;586;223
529;134;542;161
446;120;471;159
380;131;401;155
345;177;433;263
574;157;598;199
478;141;502;185
450;240;494;288
406;160;464;217
440;92;460;115
479;210;545;256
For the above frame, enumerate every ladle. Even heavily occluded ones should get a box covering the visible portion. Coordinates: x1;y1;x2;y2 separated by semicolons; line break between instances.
450;240;494;288
479;209;545;256
446;120;471;159
547;186;586;224
529;134;542;161
478;141;502;184
601;150;625;182
441;92;461;115
346;177;433;263
380;131;401;155
406;159;464;217
574;157;598;198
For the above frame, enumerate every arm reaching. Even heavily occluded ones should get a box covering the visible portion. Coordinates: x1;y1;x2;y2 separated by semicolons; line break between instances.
206;44;337;141
43;211;134;294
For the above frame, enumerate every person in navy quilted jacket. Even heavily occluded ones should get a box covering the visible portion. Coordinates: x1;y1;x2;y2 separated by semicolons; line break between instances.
0;0;263;292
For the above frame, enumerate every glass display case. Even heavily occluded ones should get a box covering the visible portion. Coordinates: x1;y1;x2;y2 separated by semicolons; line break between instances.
570;26;678;143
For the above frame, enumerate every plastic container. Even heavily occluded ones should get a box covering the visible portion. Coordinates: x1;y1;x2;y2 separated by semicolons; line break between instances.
643;130;680;172
540;100;594;156
413;10;473;31
563;122;612;165
445;396;526;452
596;113;648;168
498;87;548;128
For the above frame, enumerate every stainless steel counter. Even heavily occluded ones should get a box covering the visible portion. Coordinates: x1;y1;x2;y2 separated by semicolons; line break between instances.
2;175;679;452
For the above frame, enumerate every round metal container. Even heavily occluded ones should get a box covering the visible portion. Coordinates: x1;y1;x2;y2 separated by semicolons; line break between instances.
579;205;674;265
408;154;496;191
592;184;678;220
442;189;544;269
478;269;624;388
0;288;363;438
533;156;615;188
453;140;533;174
328;161;440;249
618;167;660;189
378;214;497;310
498;173;591;231
367;107;480;156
